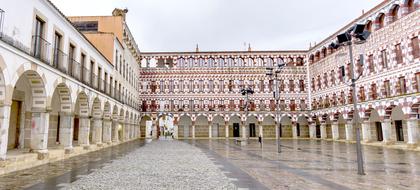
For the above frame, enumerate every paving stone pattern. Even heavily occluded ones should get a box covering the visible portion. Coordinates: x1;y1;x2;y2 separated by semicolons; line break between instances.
68;140;237;190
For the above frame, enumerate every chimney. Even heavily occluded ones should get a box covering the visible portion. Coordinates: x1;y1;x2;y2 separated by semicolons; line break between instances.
112;8;128;20
248;43;252;52
195;44;199;52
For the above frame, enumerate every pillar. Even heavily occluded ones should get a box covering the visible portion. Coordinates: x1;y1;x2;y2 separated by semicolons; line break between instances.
225;123;229;138
78;116;90;147
275;123;279;139
361;121;372;142
345;123;354;141
259;125;263;138
31;110;50;156
0;105;11;160
292;123;298;139
406;119;418;148
102;118;112;144
320;123;327;139
241;124;247;139
59;112;74;153
192;125;196;139
309;123;316;139
381;120;393;144
209;122;212;138
152;119;157;139
92;117;103;145
332;123;339;140
112;119;119;143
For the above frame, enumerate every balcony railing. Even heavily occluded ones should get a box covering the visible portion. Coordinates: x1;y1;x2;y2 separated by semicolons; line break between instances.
52;48;68;73
32;35;51;64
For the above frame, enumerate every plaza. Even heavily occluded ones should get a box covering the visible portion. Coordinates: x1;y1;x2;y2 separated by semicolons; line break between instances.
0;0;419;189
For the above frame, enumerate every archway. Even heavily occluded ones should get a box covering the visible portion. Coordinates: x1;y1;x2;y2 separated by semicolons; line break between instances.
90;97;102;144
297;115;310;138
280;116;293;138
368;109;383;142
211;115;225;138
48;83;72;148
390;106;406;142
158;114;174;138
111;105;119;141
228;115;241;138
140;115;152;138
262;115;276;138
336;114;347;140
8;70;47;152
195;115;209;138
119;108;125;141
74;92;89;146
323;114;333;139
245;115;258;138
178;115;192;138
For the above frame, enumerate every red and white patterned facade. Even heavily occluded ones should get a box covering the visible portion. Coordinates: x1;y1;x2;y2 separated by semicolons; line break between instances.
139;0;420;148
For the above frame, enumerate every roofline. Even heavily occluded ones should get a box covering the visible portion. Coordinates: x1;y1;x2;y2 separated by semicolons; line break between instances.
140;50;308;55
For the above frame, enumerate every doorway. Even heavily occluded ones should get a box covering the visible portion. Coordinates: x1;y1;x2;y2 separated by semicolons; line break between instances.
7;100;22;150
233;123;240;137
375;122;383;141
73;117;79;141
249;123;256;137
316;125;321;138
296;123;301;137
395;120;404;141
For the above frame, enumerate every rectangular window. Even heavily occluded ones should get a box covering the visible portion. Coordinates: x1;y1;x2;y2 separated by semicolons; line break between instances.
330;70;335;85
398;77;406;95
279;80;285;92
359;87;365;101
115;51;119;71
395;44;403;64
289;80;294;92
33;17;45;59
97;67;102;90
299;80;305;92
339;66;345;82
72;21;98;32
90;61;95;86
368;54;374;72
381;50;388;68
371;84;377;100
53;32;62;68
411;37;419;59
80;53;86;81
68;44;75;75
384;80;391;97
323;73;328;87
416;73;420;92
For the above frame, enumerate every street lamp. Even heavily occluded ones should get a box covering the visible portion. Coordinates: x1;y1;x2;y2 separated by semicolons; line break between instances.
331;23;371;175
241;87;254;144
266;61;286;153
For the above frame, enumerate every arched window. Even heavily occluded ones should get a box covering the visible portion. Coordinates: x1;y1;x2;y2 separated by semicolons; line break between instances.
389;5;401;23
296;57;304;66
227;57;234;67
405;0;415;14
188;57;194;67
315;51;320;62
375;13;385;30
208;58;215;67
177;57;185;68
309;55;314;64
277;57;285;66
237;57;244;67
218;57;225;67
247;57;254;67
257;57;264;67
365;20;373;32
198;57;205;67
321;47;327;58
266;57;274;67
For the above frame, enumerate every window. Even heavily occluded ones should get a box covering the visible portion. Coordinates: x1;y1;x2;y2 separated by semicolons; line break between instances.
339;66;345;82
398;77;406;95
53;32;62;68
317;76;321;89
33;17;45;58
80;53;86;81
411;37;419;59
368;54;374;72
330;70;335;85
371;84;377;100
279;80;285;92
311;78;315;91
323;73;328;87
115;50;119;71
299;80;305;92
289;80;294;92
68;44;75;75
384;80;391;97
73;21;98;32
376;14;385;30
416;73;420;92
381;50;388;68
269;80;273;92
97;67;102;89
90;61;95;85
395;44;403;64
359;87;366;102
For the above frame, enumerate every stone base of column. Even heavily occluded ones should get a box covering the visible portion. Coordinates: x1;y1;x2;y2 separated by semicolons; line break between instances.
240;139;248;146
96;143;104;147
35;150;49;160
382;141;395;145
64;147;74;154
83;145;91;150
407;143;418;149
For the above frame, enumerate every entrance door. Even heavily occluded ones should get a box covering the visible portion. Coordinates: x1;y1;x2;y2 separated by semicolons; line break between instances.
316;125;321;138
296;123;301;137
233;123;240;137
73;118;79;141
8;100;22;150
375;122;383;141
249;123;256;137
56;115;61;143
395;120;404;141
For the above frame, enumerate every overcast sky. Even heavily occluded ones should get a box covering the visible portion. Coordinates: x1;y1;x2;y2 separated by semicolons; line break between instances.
50;0;383;52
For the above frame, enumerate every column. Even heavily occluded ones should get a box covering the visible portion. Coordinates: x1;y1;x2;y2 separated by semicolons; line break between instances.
406;119;418;148
320;123;327;139
275;123;279;139
102;118;112;144
124;121;130;141
78;116;90;147
92;117;103;145
31;110;50;157
152;119;157;139
292;124;298;139
0;105;11;160
345;123;354;141
192;124;196;139
112;119;119;143
332;123;339;140
241;124;247;139
309;123;316;139
225;123;229;138
361;121;372;142
259;125;263;138
59;112;74;153
381;120;393;144
209;123;212;138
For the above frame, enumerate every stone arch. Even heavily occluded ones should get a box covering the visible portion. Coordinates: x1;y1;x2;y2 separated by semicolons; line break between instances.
262;115;276;138
7;70;47;151
103;102;111;120
388;105;407;142
375;13;386;30
228;115;241;138
195;115;209;138
245;115;259;138
91;97;102;118
211;115;225;138
280;116;292;138
140;115;152;138
178;115;193;138
403;0;416;14
296;115;310;138
48;83;72;148
157;113;174;137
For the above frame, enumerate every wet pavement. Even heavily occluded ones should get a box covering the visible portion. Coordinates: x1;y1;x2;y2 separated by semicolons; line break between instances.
0;140;145;190
189;139;420;190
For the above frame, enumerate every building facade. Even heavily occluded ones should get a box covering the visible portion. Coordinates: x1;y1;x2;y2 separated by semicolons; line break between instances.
0;0;141;169
139;0;420;149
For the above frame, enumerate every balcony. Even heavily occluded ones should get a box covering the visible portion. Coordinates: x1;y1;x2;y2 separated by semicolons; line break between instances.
32;35;51;64
52;48;68;73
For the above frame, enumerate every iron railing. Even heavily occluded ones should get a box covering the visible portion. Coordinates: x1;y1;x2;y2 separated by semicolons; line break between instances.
32;35;51;64
52;48;68;73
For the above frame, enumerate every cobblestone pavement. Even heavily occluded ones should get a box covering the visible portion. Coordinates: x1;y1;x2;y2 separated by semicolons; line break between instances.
0;141;145;190
67;140;237;190
189;139;420;190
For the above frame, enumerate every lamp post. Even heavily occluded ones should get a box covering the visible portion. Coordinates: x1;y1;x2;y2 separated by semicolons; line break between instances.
266;61;286;153
332;24;371;175
241;87;254;145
